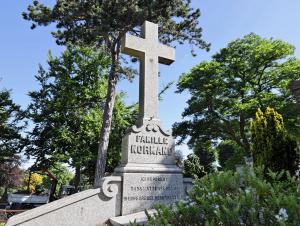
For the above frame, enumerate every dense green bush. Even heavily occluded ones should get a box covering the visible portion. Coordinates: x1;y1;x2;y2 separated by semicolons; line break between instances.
146;168;300;226
183;154;206;178
251;107;299;176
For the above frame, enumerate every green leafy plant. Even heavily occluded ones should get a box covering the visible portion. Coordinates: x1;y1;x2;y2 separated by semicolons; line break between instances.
174;34;300;165
147;168;300;226
251;107;299;176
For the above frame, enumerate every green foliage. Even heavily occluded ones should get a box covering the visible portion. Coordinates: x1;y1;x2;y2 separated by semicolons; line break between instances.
183;154;206;178
148;168;300;226
251;107;299;176
41;163;74;193
23;0;209;53
26;45;137;184
217;140;247;170
0;88;25;191
174;34;300;158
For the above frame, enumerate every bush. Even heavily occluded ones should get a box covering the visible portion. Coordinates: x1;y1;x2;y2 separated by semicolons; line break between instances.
183;154;206;178
251;107;299;176
147;168;300;226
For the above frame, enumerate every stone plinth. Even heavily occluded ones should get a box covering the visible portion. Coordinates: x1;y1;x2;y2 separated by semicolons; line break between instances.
114;120;184;215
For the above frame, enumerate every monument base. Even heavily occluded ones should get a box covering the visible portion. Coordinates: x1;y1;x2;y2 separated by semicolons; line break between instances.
115;164;184;215
6;175;192;226
109;209;157;226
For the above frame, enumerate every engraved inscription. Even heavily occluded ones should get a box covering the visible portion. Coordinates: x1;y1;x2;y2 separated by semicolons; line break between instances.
122;174;183;214
130;135;173;156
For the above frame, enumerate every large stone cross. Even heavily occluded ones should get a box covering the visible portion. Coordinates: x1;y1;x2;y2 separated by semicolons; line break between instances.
122;21;175;122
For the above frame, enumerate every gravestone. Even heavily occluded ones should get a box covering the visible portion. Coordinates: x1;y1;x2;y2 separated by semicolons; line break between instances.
114;20;184;215
7;21;192;226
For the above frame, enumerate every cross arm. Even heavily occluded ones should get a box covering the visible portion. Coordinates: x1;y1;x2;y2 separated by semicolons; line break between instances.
158;44;175;65
121;33;145;58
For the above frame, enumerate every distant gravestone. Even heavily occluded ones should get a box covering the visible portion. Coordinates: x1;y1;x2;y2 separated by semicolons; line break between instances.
290;80;300;114
6;21;191;226
115;21;184;215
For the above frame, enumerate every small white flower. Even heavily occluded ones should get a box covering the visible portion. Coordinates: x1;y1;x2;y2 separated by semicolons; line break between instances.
171;203;177;212
188;201;196;207
213;204;219;209
212;204;219;214
245;188;251;194
275;208;288;222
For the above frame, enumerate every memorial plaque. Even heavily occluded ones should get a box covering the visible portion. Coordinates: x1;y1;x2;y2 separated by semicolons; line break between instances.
122;173;183;215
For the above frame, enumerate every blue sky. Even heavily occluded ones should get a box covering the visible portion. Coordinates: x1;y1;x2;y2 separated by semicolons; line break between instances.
1;0;300;158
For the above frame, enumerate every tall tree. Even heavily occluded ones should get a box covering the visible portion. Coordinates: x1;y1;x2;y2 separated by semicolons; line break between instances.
26;46;137;188
23;0;209;186
174;34;300;157
0;88;25;199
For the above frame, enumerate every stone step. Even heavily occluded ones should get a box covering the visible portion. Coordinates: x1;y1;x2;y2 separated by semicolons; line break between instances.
109;210;156;226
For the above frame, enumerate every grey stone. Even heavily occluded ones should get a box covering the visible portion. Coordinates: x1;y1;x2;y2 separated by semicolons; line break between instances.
119;121;176;165
6;176;122;226
121;173;183;215
122;21;175;123
110;209;156;226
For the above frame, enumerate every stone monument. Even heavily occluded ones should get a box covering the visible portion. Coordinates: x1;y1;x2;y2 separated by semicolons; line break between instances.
115;20;184;215
7;21;192;226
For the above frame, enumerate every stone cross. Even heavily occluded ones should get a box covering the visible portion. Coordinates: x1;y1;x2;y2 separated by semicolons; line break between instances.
122;21;175;122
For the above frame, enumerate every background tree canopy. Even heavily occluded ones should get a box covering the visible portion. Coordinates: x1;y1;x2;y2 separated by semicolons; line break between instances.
26;45;137;188
0;88;25;199
173;33;300;169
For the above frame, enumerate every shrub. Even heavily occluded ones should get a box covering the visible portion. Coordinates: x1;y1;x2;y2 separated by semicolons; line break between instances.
147;168;300;226
183;154;206;178
251;107;299;176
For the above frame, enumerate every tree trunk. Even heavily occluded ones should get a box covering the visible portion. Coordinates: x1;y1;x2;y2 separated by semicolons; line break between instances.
0;187;8;203
74;165;81;192
94;50;119;187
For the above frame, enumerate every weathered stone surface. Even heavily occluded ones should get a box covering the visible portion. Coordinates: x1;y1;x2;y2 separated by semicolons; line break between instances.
110;209;156;226
122;21;175;122
114;119;184;215
119;121;175;165
121;173;183;215
6;176;122;226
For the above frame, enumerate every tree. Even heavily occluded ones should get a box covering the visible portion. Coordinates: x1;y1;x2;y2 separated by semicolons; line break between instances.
23;0;209;186
251;107;299;175
0;88;25;200
41;163;74;193
26;45;137;188
174;34;300;158
23;172;43;192
217;140;246;170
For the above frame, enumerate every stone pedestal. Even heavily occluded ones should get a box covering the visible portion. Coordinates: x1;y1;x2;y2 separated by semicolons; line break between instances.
114;119;184;215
